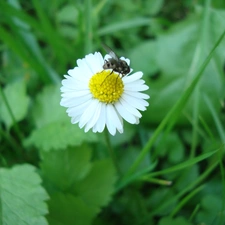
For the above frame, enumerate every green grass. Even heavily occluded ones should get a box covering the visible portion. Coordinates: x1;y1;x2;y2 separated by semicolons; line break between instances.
0;0;225;225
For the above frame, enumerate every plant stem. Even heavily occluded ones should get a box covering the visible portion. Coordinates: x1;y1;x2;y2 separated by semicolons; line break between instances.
104;130;121;175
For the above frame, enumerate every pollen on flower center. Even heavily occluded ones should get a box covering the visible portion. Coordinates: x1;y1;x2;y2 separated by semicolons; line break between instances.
89;70;124;104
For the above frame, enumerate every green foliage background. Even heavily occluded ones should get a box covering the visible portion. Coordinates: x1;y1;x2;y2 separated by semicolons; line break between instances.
0;0;225;225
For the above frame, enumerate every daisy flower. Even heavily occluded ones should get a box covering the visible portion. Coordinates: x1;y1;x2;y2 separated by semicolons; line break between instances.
60;52;149;136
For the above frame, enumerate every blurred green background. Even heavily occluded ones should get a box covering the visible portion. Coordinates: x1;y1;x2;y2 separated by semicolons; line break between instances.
0;0;225;225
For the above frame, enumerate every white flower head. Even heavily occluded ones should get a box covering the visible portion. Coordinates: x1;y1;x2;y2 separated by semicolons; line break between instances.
60;52;150;136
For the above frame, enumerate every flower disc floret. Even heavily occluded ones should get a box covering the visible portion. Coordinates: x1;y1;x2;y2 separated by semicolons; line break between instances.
89;70;124;104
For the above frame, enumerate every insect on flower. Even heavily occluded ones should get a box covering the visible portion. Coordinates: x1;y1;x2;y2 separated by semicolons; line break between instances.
60;51;150;136
102;44;130;77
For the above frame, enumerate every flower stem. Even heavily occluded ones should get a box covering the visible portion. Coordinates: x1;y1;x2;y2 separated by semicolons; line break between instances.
104;130;121;175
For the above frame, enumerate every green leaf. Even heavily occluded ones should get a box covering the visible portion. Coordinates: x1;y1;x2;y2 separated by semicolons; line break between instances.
47;193;97;225
40;146;92;190
0;164;49;225
0;80;29;129
159;216;193;225
40;147;117;225
197;195;225;225
24;120;98;151
25;85;98;151
56;5;78;24
74;160;117;208
31;84;65;129
155;132;184;163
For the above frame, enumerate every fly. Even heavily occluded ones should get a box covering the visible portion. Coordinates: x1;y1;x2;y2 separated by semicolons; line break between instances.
102;44;130;76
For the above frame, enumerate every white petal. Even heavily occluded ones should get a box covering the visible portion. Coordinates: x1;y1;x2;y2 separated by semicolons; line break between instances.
110;106;123;132
71;116;80;124
105;106;116;135
60;94;92;107
85;52;104;74
61;77;88;91
114;102;137;124
76;58;94;79
124;91;150;100
66;99;92;118
119;98;142;118
121;93;149;111
67;67;81;77
124;84;149;91
106;104;123;135
135;117;140;124
123;72;143;83
93;103;106;133
124;82;149;92
68;67;90;82
79;99;99;128
84;101;102;132
61;90;90;98
96;52;105;68
61;77;76;90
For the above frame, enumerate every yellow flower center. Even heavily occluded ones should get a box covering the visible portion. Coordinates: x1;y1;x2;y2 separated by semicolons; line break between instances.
89;70;124;104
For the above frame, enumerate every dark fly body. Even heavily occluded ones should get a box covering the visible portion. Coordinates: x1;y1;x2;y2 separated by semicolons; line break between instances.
102;44;130;76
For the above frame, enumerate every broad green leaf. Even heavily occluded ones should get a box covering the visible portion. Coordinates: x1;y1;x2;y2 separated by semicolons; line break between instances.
26;85;98;151
40;146;92;190
74;160;117;208
24;120;98;151
47;193;97;225
0;80;29;129
155;132;184;163
40;147;117;225
31;85;65;128
0;164;49;225
197;195;225;225
56;5;78;24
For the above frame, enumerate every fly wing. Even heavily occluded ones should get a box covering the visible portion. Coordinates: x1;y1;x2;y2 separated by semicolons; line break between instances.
102;43;119;61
